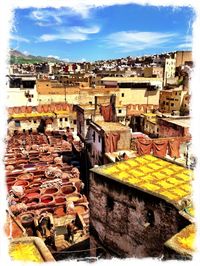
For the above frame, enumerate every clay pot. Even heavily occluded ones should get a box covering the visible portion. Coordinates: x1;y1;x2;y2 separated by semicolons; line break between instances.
14;180;29;188
61;185;76;195
44;187;58;195
40;195;54;204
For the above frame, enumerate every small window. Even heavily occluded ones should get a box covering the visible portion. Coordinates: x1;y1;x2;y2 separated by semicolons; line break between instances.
34;120;37;124
157;128;159;132
98;135;101;143
121;93;124;97
92;131;95;142
65;118;68;121
15;120;21;127
73;120;76;125
46;84;49;86
163;101;165;104
171;103;174;107
166;102;169;105
107;196;114;211
118;109;122;113
60;118;62;122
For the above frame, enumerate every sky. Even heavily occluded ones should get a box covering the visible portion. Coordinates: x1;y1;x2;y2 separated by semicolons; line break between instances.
10;4;194;62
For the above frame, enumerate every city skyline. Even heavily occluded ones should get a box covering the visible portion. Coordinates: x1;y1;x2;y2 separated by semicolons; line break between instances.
11;4;193;62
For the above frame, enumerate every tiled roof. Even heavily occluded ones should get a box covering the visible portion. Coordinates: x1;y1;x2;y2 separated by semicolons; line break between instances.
91;154;193;210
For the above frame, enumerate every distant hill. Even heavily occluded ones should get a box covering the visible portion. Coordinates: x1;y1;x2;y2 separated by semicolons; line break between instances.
9;49;63;64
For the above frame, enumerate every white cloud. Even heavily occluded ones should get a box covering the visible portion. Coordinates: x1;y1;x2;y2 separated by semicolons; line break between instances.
10;34;30;43
47;55;60;59
104;31;177;52
23;51;29;55
177;42;192;49
39;25;100;42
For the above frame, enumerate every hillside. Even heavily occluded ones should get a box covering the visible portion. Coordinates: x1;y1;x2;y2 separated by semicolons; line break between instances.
9;49;62;64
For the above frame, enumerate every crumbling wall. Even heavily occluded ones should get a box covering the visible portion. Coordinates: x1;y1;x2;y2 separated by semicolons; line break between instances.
89;173;190;258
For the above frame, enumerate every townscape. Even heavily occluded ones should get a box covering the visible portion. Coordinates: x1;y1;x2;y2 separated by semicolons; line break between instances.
5;48;195;261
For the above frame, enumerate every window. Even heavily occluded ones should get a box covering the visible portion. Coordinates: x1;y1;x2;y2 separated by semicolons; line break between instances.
98;135;101;143
107;196;114;211
163;101;165;104
171;103;174;107
60;118;62;122
118;109;122;113
92;131;95;142
65;118;68;121
166;102;169;105
121;93;124;97
73;120;76;125
157;128;159;132
34;120;37;124
46;84;49;86
15;120;20;127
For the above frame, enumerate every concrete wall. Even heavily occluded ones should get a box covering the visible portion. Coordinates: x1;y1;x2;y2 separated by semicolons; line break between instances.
7;86;38;107
89;173;190;258
118;88;160;106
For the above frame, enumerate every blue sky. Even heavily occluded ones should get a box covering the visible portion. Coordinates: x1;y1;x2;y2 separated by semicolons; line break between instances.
10;4;194;62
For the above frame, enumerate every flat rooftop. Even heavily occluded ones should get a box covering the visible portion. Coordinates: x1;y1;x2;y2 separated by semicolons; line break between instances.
161;118;190;128
101;77;163;82
91;155;193;210
94;121;130;133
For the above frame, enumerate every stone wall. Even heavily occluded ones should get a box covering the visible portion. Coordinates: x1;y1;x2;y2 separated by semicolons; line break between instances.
89;173;190;258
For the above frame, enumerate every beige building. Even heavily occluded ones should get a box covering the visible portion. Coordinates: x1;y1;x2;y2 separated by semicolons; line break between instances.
101;77;162;106
159;88;187;113
164;58;176;85
175;51;192;67
143;67;163;78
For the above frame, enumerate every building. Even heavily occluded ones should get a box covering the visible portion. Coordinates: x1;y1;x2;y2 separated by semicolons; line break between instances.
141;113;159;136
89;155;192;258
86;121;131;167
175;51;192;68
7;75;38;107
143;67;164;78
101;77;162;106
164;58;176;85
157;117;190;138
159;88;187;114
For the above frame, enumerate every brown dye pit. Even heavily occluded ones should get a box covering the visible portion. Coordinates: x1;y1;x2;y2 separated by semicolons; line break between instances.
55;197;66;204
61;185;76;195
44;188;58;195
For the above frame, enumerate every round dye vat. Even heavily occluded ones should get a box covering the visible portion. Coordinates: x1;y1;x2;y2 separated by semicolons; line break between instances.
19;212;34;227
25;188;40;199
14;180;29;188
26;197;40;205
28;181;42;188
44;187;58;195
66;194;81;203
18;173;34;182
61;185;76;195
40;195;54;204
74;205;87;215
54;206;65;217
55;197;66;204
7;177;16;185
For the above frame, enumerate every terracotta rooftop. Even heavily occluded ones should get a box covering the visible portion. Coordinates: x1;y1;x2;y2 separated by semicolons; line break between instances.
91;154;193;210
94;121;131;133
